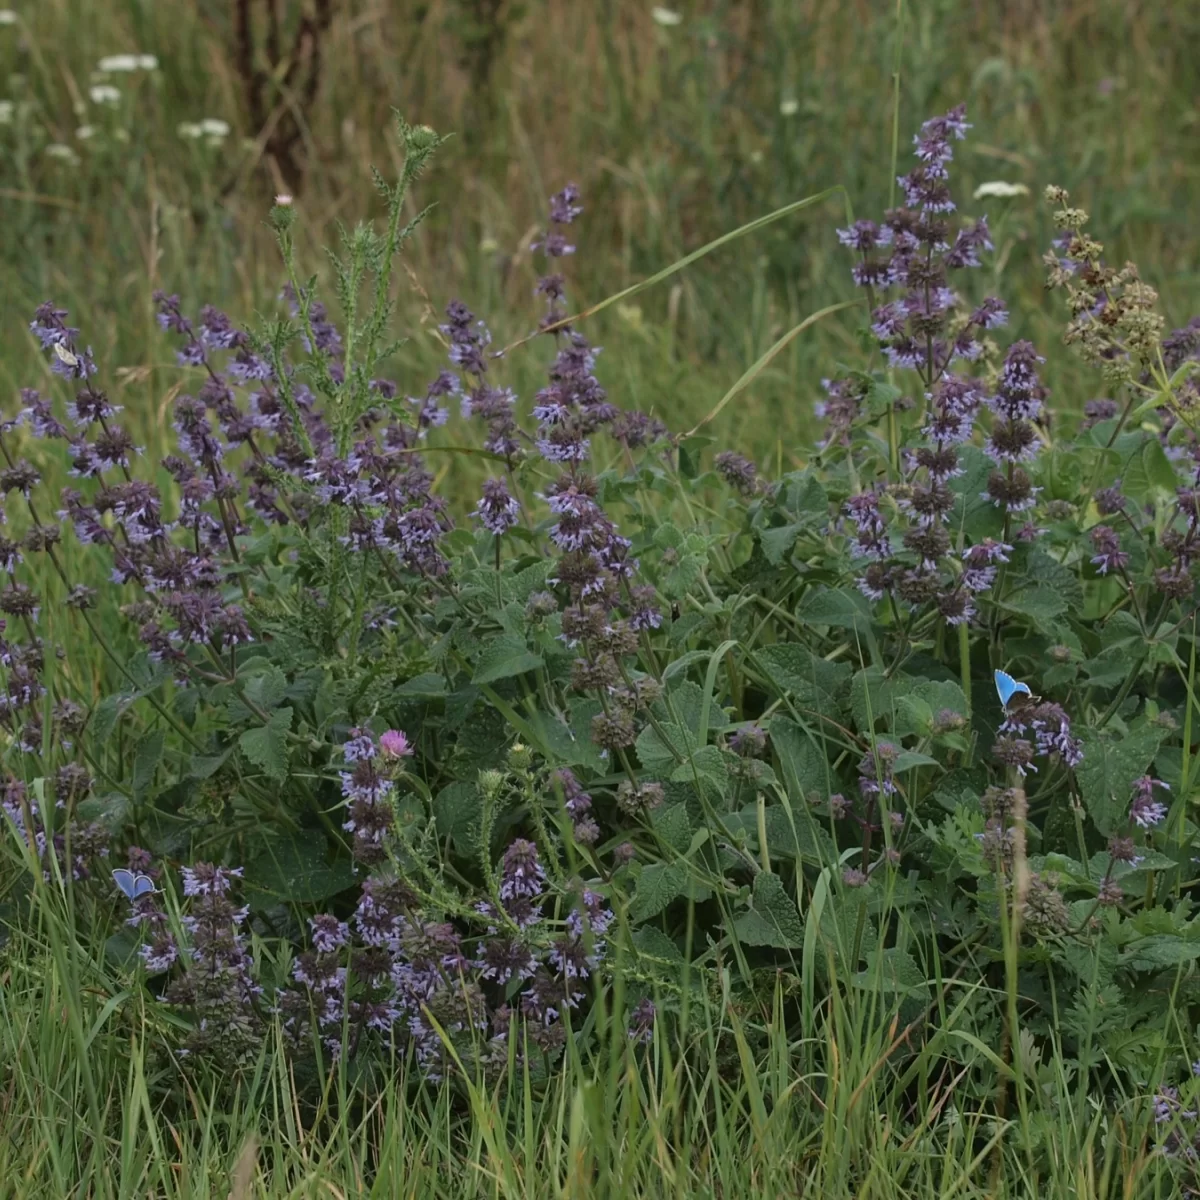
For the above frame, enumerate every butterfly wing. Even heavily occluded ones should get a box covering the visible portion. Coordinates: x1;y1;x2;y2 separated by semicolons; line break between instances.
113;868;156;899
994;669;1033;708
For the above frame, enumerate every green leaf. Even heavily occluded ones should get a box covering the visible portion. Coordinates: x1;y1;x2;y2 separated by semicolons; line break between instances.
852;948;928;996
783;470;829;518
1022;550;1084;614
894;696;934;736
731;871;804;949
1120;936;1200;972
999;585;1068;632
245;833;358;907
132;730;165;801
105;927;145;971
244;664;289;712
524;702;608;771
238;707;293;782
863;376;902;420
512;560;555;603
471;636;544;685
796;587;874;631
396;673;448;699
893;750;940;773
652;804;692;854
629;863;688;923
636;722;694;774
670;744;728;797
1076;725;1166;836
186;748;232;780
756;644;851;710
631;926;684;964
951;446;1004;540
723;803;837;865
759;523;801;565
89;695;126;751
768;717;831;801
1122;438;1179;503
659;679;706;735
75;791;130;833
678;435;714;479
434;781;481;852
663;552;704;599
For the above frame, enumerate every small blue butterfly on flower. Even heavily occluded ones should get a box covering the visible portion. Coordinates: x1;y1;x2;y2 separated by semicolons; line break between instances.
994;669;1033;709
112;868;156;900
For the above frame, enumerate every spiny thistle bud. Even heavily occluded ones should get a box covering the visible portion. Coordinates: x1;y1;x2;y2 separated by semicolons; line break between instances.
477;769;506;802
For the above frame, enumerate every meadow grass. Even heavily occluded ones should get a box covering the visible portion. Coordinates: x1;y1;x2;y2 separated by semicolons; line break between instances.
4;0;1200;455
4;2;1200;1196
0;856;1181;1198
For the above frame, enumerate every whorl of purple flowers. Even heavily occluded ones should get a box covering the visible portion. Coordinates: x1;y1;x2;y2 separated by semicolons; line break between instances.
835;106;1004;393
1130;775;1170;829
994;698;1083;777
277;840;615;1075
17;288;458;705
830;107;1037;621
340;728;397;865
1;773;108;882
113;858;261;1064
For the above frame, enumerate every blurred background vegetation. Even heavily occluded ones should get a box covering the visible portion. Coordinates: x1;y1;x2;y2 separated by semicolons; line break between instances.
2;0;1199;462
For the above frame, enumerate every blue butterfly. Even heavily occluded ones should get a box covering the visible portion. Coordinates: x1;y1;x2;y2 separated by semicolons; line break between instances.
112;868;156;901
994;669;1034;709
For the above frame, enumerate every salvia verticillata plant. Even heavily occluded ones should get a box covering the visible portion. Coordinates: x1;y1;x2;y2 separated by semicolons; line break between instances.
7;108;1200;1181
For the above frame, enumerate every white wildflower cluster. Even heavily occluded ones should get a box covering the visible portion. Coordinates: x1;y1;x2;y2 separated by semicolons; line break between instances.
178;118;231;146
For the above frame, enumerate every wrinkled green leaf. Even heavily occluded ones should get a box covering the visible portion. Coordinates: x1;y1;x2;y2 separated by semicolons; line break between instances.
652;804;692;854
132;730;165;801
629;863;688;923
1077;725;1166;836
852;947;928;996
769;717;831;801
796;587;874;631
238;707;293;782
434;781;480;852
631;926;684;964
471;636;544;685
732;871;804;949
245;833;357;908
756;644;851;710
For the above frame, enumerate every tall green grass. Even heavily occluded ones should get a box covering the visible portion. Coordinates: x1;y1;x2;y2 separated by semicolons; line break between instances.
0;854;1179;1198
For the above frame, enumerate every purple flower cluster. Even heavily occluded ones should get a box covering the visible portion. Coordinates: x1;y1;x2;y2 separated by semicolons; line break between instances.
839;107;1005;387
1130;775;1170;829
17;292;458;700
1153;1073;1200;1168
444;300;519;459
340;728;402;865
831;110;1062;625
1093;433;1200;602
118;847;180;972
473;476;521;537
278;840;615;1075
815;375;871;450
554;767;599;845
982;341;1046;520
818;743;907;884
994;699;1083;776
519;188;662;759
114;860;262;1064
1;773;108;882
